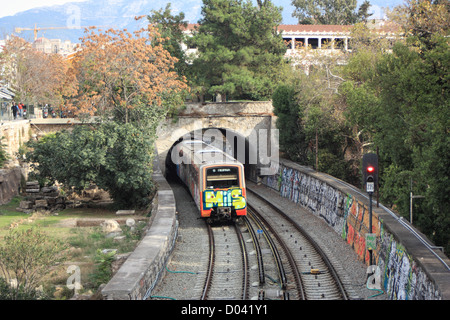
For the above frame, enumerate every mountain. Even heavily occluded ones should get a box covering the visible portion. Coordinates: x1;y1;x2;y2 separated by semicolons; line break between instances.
0;0;400;43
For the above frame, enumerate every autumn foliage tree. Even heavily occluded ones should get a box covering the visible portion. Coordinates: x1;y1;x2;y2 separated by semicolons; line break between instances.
25;22;189;208
0;36;76;107
71;23;188;124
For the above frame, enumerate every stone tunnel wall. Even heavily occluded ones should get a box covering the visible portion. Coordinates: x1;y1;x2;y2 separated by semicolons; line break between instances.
251;158;449;300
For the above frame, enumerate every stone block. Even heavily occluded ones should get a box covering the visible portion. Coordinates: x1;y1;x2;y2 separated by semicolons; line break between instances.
35;199;48;208
101;219;122;233
116;210;135;216
19;201;33;209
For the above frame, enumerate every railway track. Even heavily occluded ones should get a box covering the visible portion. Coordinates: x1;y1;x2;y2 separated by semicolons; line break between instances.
200;207;305;300
247;187;349;300
150;180;350;300
201;223;249;300
244;209;303;299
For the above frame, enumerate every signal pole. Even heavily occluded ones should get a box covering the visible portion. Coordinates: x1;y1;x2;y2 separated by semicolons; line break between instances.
362;153;378;266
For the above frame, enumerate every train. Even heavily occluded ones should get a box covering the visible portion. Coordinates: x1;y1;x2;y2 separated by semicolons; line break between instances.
172;140;247;223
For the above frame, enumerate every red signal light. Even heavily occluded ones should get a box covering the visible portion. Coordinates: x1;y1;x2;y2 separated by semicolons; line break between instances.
367;166;375;173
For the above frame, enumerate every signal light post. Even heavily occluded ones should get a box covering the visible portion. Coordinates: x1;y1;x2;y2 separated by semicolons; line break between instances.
362;153;378;266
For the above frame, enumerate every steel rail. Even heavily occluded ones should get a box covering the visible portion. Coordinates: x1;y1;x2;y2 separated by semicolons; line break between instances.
248;204;305;299
243;216;265;285
201;223;215;300
234;224;249;300
247;187;348;300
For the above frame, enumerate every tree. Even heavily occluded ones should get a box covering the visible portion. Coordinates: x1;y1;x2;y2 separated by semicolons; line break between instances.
72;23;188;123
25;123;157;208
338;3;449;252
147;3;189;76
0;228;67;299
291;0;373;25
0;36;76;107
188;0;288;100
387;0;450;49
373;37;449;252
273;84;308;163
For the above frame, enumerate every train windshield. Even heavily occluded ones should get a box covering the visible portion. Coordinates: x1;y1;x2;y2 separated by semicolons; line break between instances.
206;167;239;188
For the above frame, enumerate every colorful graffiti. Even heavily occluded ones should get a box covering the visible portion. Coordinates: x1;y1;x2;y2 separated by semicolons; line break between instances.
378;235;441;300
203;188;246;210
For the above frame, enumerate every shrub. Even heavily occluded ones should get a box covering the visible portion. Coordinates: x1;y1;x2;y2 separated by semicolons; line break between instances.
0;228;67;299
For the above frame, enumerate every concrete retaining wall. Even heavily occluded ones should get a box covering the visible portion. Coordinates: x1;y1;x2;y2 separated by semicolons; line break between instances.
101;158;178;300
254;159;450;300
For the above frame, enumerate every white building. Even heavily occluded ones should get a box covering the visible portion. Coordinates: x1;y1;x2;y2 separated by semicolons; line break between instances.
183;21;400;64
32;37;78;55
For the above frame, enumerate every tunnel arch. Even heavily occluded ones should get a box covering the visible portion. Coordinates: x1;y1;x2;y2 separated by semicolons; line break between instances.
163;127;259;181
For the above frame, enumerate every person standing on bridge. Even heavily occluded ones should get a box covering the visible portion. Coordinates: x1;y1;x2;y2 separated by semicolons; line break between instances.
18;103;23;117
11;102;18;120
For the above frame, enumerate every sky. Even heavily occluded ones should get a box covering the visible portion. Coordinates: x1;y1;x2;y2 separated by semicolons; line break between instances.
0;0;406;19
0;0;87;18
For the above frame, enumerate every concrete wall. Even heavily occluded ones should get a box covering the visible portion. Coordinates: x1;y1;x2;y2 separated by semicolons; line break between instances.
253;159;450;300
101;156;178;300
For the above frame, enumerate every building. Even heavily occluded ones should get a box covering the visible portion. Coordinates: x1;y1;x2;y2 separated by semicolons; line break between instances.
182;21;401;72
32;37;77;55
279;24;352;51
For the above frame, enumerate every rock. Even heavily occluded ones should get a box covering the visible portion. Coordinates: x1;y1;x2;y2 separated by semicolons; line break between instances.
105;231;122;238
101;249;117;255
101;219;122;233
116;210;135;215
19;201;33;209
35;199;48;208
126;218;135;227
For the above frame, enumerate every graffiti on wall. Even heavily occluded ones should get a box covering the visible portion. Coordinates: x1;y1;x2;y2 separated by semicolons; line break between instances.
342;193;383;264
261;161;441;300
378;234;441;300
277;166;347;234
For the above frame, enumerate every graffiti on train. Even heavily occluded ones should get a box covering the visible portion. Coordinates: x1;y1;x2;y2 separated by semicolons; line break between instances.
203;188;246;210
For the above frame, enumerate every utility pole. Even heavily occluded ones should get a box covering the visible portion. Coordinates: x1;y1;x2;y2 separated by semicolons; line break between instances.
410;177;424;224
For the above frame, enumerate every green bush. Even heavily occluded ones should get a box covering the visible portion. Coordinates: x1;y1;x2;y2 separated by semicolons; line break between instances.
89;249;116;288
0;228;67;299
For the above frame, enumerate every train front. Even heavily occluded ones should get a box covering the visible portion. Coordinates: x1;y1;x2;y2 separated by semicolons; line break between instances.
201;164;247;223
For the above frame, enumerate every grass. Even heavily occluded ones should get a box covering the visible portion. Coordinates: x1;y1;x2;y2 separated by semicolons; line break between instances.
0;195;148;299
